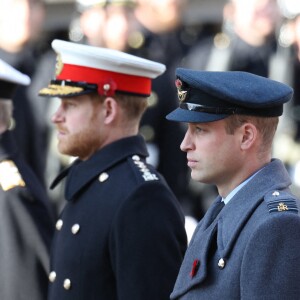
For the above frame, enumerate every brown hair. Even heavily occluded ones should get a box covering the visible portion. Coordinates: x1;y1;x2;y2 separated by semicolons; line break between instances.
91;92;148;122
224;114;279;154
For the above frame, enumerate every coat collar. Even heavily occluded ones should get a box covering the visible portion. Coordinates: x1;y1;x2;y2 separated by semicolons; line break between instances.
217;159;291;258
50;135;148;201
171;159;292;299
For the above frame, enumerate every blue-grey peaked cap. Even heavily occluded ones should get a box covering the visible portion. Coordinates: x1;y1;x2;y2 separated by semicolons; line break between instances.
166;68;293;123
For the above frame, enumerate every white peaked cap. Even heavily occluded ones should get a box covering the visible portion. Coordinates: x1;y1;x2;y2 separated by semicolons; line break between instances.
52;39;166;79
0;59;30;86
39;39;166;98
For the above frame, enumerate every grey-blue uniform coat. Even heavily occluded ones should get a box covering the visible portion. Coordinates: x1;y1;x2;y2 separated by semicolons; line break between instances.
0;130;54;300
171;159;300;300
48;135;187;300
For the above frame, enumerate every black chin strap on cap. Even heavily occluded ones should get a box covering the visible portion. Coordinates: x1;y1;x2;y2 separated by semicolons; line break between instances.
179;102;283;117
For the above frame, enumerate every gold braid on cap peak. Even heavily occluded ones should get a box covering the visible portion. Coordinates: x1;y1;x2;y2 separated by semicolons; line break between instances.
39;84;84;96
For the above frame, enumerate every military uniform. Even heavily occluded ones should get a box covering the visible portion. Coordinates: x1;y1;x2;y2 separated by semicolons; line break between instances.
171;159;300;299
48;135;187;299
166;69;300;299
0;130;54;300
0;47;48;182
38;40;188;299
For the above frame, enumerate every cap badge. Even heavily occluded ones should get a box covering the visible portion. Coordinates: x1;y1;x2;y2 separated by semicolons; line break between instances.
175;79;187;102
55;54;64;76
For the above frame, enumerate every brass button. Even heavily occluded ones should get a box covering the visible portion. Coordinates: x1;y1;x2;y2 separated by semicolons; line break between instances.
56;219;63;231
132;155;140;161
71;224;80;235
49;271;56;283
99;172;109;182
63;279;71;290
218;258;226;269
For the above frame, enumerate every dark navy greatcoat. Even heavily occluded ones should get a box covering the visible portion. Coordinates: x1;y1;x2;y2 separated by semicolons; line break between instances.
48;135;187;300
171;159;300;300
0;130;54;300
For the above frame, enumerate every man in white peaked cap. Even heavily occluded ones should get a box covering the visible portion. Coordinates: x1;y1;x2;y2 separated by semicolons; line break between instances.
0;59;54;299
39;39;187;300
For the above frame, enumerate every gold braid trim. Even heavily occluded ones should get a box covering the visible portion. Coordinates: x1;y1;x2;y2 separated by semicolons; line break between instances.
39;84;84;96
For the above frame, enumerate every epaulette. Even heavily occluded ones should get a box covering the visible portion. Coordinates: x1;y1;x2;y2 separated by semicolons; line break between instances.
0;160;25;191
131;155;159;182
264;190;298;214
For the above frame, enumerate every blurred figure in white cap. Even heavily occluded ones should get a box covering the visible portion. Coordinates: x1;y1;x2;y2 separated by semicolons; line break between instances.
0;59;54;300
39;39;187;300
0;0;48;183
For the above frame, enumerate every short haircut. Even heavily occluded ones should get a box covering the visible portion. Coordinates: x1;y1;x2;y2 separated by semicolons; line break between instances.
91;92;148;122
224;114;279;155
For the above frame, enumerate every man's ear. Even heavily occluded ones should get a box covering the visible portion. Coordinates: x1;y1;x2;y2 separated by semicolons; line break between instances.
240;123;257;150
103;97;119;125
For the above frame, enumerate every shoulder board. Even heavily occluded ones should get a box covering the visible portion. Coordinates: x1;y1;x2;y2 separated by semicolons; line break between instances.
264;190;298;214
131;155;159;182
0;160;25;191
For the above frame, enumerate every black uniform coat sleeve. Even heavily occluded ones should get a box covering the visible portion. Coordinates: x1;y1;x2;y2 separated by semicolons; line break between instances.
48;135;187;300
0;130;55;300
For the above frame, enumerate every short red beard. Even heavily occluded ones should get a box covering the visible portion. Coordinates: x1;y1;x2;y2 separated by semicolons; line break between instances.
57;121;102;161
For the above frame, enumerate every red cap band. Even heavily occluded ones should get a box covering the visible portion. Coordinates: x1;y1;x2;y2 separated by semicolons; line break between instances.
57;64;152;96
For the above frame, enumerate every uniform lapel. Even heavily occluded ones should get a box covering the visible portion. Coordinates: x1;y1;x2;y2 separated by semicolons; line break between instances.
217;159;292;259
171;159;292;299
171;196;222;298
64;136;148;201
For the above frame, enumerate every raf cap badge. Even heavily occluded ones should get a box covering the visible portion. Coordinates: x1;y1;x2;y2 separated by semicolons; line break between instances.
175;79;187;102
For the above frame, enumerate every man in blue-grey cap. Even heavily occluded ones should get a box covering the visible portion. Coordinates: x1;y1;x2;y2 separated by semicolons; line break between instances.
167;68;300;299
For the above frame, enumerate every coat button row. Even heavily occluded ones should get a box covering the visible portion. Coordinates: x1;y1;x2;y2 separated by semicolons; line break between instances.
99;172;109;182
49;271;56;282
55;220;81;235
218;258;226;269
49;272;72;290
56;219;63;230
64;279;72;290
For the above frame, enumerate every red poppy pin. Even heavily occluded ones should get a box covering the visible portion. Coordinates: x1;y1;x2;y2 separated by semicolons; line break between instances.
190;259;200;278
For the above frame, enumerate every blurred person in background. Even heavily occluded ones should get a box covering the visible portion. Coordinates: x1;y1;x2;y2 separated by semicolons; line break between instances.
0;0;49;183
184;0;281;76
269;0;300;196
0;59;54;300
